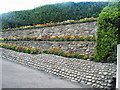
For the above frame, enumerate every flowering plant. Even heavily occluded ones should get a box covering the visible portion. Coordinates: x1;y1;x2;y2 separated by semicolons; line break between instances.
1;35;96;41
3;17;97;31
0;43;94;60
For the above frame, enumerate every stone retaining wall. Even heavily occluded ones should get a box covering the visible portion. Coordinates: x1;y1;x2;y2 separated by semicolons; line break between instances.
1;48;116;89
4;41;95;55
2;22;97;38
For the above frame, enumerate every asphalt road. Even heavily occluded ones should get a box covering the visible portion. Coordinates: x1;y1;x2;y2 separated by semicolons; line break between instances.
1;58;90;88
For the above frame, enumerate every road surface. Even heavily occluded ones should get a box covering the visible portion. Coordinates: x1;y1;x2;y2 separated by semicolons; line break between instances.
1;58;90;88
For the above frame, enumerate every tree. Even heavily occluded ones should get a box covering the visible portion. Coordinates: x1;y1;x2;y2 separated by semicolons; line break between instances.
1;2;108;29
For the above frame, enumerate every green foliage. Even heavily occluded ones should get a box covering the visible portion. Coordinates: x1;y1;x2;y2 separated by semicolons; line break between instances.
42;49;51;54
1;2;108;29
95;2;120;63
69;53;79;58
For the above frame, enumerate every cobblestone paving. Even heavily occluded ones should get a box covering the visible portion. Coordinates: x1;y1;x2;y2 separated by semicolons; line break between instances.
1;48;117;89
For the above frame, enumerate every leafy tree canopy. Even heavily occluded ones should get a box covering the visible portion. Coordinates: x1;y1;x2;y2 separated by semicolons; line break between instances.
1;2;108;29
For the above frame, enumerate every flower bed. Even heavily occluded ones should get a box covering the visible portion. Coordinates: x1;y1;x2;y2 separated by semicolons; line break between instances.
0;43;39;54
2;17;97;31
0;35;96;41
0;43;94;60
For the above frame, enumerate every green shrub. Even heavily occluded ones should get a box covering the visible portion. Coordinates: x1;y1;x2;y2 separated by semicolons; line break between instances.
69;53;79;58
43;49;51;54
57;51;65;56
30;49;38;54
89;56;94;61
95;2;120;63
59;37;64;41
69;37;76;41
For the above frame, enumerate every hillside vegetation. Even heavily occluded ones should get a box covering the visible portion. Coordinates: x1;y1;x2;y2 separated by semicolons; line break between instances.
1;2;108;29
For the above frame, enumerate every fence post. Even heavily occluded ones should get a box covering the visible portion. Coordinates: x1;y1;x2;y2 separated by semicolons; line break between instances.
117;44;120;89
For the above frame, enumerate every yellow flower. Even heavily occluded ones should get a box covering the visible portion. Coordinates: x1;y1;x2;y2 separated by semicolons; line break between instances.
37;37;42;39
58;35;63;38
64;51;69;54
70;20;75;22
4;28;11;30
78;54;84;56
0;37;4;40
8;36;13;39
83;56;89;59
79;36;84;38
79;19;85;22
66;54;70;57
0;43;8;45
35;24;43;27
70;36;75;38
51;36;56;38
25;25;33;28
90;17;94;20
46;23;50;25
